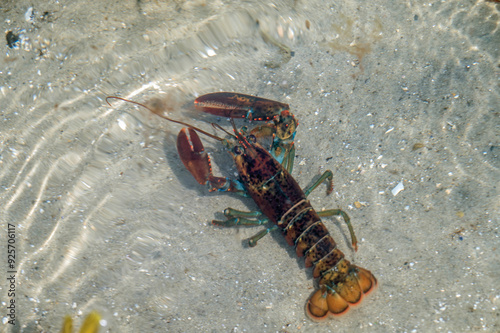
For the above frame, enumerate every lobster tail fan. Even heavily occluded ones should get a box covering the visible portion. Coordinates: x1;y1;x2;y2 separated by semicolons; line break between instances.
306;288;330;320
336;272;362;304
326;290;350;315
355;266;377;294
306;265;377;321
306;287;350;321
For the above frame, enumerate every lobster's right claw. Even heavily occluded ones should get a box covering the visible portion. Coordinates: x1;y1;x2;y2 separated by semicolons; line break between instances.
194;92;289;121
177;127;211;186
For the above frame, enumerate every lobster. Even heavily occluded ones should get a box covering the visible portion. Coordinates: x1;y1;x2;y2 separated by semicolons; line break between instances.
107;92;377;320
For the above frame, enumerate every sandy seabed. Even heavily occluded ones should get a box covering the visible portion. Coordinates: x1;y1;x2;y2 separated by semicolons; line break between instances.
0;1;498;332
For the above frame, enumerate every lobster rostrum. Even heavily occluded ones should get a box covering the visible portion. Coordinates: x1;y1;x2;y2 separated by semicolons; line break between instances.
107;92;376;320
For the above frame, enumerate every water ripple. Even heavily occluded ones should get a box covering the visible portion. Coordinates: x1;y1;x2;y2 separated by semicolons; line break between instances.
0;0;498;331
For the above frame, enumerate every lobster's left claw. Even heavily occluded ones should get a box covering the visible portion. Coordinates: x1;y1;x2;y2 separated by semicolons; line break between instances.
177;127;247;194
177;127;211;186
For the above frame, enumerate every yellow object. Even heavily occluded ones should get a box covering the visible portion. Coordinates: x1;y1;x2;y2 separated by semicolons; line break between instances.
412;143;425;151
61;311;101;333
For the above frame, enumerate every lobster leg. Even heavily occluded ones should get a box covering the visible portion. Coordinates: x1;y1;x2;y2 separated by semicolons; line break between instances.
304;170;358;251
212;208;269;228
304;170;334;196
214;217;274;247
223;208;264;219
213;216;267;227
272;110;297;173
282;144;295;173
318;209;358;252
248;225;278;247
212;207;274;247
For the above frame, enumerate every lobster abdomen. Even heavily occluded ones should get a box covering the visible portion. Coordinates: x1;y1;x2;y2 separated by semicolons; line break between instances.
278;199;377;319
235;141;377;320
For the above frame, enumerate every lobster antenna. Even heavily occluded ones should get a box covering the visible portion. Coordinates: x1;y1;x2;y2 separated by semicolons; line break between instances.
230;118;245;140
106;96;224;142
211;123;236;139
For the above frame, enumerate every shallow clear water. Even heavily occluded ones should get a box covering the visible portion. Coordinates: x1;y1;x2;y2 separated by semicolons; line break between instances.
1;0;498;332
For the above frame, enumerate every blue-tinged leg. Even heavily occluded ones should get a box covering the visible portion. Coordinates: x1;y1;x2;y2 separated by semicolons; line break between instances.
212;208;274;247
304;170;357;251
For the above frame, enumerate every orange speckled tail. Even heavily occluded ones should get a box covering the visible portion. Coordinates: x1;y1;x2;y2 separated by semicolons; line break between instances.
306;264;377;320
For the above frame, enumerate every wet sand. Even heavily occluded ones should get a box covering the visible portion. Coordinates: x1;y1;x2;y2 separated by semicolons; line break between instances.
0;1;498;332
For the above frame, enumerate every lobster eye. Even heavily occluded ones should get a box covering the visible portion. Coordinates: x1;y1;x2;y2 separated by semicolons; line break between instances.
248;134;257;143
234;146;243;155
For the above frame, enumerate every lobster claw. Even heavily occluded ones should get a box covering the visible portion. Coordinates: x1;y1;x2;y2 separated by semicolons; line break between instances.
194;92;289;121
177;127;211;186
